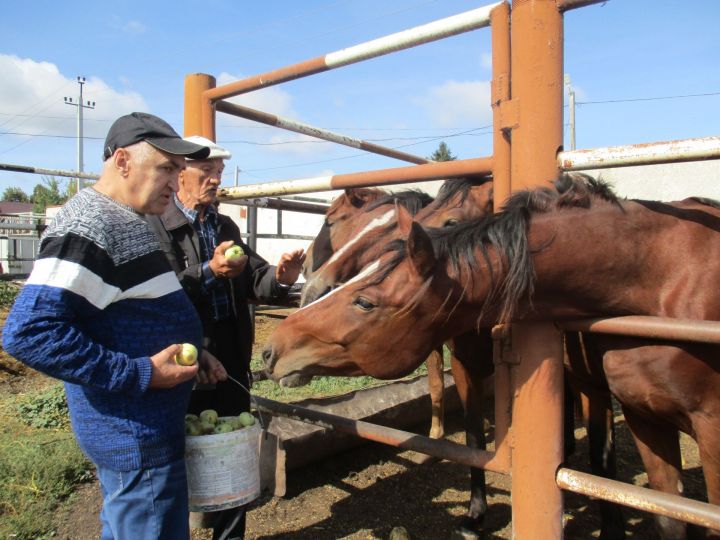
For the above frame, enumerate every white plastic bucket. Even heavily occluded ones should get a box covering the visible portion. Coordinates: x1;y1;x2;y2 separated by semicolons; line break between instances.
185;420;261;512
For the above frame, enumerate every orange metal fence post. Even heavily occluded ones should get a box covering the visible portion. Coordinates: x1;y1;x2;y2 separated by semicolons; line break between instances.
184;73;216;139
508;1;565;538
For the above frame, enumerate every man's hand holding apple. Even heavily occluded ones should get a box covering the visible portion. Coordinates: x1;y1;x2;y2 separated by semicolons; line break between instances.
149;344;199;389
209;240;247;279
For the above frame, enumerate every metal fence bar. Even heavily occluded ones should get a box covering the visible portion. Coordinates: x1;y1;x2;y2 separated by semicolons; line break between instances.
558;136;720;171
216;101;430;165
204;3;502;102
223;197;329;215
217;156;493;200
559;315;720;344
557;468;720;531
252;395;507;474
0;162;99;180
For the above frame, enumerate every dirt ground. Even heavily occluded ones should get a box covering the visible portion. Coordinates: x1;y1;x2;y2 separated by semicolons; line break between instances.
49;315;710;539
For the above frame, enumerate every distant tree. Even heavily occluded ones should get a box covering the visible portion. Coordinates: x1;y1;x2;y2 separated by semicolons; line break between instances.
428;141;457;162
32;176;67;214
1;187;30;203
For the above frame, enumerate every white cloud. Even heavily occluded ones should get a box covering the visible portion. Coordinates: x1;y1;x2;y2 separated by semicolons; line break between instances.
480;52;492;70
413;80;492;128
123;20;147;34
0;54;148;140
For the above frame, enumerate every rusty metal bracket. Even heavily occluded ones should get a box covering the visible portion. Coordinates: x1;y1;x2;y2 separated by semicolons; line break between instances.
492;323;520;365
497;98;519;131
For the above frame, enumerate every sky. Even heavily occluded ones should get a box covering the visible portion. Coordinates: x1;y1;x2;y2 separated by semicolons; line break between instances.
0;0;718;198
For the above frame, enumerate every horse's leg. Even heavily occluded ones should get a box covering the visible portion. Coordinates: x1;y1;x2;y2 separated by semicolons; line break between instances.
566;332;625;539
426;346;445;439
694;416;720;539
622;406;687;540
448;330;494;539
586;390;625;540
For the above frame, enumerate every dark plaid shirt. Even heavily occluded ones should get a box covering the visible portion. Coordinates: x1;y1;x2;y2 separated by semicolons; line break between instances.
175;196;232;321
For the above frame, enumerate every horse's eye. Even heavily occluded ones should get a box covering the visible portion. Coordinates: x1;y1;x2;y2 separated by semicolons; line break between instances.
353;296;375;311
443;218;459;228
324;219;332;227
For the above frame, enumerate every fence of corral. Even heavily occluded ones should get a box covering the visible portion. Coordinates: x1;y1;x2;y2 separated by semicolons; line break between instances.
184;1;720;537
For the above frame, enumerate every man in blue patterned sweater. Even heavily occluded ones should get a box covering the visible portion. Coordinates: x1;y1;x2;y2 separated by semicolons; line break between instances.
3;112;213;540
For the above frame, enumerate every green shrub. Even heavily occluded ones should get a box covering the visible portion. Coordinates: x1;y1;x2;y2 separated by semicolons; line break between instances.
15;384;70;429
0;282;20;307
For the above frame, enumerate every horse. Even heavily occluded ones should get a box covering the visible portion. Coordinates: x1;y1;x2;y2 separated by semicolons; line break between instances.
266;175;720;539
301;178;497;536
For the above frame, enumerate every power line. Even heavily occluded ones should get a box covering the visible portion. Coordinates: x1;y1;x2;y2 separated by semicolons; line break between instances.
577;91;720;105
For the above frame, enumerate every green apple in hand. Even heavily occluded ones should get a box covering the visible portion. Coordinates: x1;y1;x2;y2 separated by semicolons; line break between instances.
224;244;245;262
174;343;198;366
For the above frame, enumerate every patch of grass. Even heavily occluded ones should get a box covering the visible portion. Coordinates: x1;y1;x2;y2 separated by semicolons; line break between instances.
0;381;92;539
15;383;70;429
0;282;20;308
250;353;430;403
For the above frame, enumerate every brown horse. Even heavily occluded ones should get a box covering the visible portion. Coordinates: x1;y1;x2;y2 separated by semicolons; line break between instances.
301;178;497;536
267;176;720;539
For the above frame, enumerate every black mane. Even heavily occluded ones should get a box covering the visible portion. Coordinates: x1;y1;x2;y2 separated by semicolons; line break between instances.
370;173;620;323
433;176;493;209
365;189;434;216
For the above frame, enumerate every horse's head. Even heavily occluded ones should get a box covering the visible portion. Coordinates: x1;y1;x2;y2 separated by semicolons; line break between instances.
416;177;494;228
264;206;455;387
302;189;433;306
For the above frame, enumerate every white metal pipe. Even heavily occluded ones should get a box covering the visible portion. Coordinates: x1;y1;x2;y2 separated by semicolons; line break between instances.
205;2;502;101
0;163;99;181
324;2;501;68
559;136;720;171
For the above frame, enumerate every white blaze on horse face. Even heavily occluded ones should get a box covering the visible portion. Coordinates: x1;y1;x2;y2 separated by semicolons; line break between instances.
326;209;394;266
298;260;382;311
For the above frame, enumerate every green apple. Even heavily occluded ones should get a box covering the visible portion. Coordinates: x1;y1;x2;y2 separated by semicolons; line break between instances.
199;421;215;435
229;417;243;430
185;414;199;423
174;343;198;366
214;423;234;434
224;244;245;262
199;409;218;425
185;422;202;436
238;412;256;427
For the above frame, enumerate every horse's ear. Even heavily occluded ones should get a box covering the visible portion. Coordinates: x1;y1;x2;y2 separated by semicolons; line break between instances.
346;188;377;209
407;221;436;277
396;201;413;235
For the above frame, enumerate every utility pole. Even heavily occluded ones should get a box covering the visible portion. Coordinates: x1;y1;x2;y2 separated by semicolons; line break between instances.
64;76;96;193
234;165;241;187
564;74;576;150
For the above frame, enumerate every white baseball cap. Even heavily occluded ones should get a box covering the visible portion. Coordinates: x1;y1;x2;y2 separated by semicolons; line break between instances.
183;135;232;160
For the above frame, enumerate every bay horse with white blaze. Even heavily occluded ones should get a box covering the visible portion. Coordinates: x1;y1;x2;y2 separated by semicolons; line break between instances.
267;175;720;539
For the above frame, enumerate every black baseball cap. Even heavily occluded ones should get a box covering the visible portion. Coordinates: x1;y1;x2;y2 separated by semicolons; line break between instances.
103;112;210;161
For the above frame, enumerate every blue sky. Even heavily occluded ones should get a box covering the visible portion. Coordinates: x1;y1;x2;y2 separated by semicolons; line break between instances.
0;0;718;197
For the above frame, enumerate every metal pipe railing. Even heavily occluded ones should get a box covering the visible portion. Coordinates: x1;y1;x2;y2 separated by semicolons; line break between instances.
559;315;720;345
216;100;430;165
204;3;502;102
557;468;720;531
217;156;492;200
252;395;507;474
559;136;720;171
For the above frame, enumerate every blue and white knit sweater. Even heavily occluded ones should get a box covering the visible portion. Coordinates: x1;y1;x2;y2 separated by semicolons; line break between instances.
3;188;202;471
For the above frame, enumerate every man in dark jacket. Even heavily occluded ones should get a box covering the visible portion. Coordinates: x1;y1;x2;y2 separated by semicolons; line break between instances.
146;136;304;540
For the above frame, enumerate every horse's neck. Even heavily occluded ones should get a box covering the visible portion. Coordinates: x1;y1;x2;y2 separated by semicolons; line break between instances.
451;201;704;325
